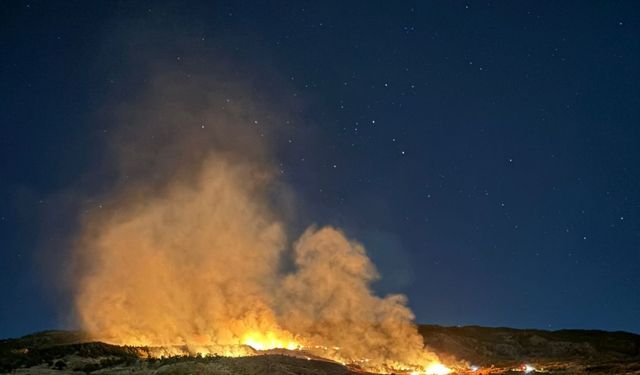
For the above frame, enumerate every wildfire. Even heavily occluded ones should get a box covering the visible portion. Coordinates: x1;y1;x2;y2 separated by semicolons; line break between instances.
73;101;455;375
241;331;301;351
422;363;453;374
124;328;453;375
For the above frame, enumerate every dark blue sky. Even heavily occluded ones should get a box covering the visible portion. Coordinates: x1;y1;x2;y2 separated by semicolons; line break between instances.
1;1;639;338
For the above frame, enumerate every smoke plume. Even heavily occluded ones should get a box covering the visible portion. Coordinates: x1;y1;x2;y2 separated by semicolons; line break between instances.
72;64;443;373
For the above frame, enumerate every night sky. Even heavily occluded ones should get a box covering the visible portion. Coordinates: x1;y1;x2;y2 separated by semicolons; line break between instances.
1;1;640;339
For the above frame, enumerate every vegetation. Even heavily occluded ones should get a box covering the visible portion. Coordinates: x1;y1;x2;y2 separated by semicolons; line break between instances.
419;324;640;365
0;335;139;373
1;327;639;373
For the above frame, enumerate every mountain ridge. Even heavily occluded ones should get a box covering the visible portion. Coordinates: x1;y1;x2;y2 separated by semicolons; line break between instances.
2;325;639;374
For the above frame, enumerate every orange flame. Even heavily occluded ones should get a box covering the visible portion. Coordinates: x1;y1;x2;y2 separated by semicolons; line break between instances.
241;331;301;351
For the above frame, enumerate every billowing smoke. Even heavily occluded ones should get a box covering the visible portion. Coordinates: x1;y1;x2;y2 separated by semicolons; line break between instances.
72;65;443;372
280;227;439;369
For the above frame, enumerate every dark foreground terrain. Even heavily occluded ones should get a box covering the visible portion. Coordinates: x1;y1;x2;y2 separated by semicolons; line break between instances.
420;325;640;374
1;326;639;374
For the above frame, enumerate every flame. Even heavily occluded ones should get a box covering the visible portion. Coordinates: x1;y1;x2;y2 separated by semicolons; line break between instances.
423;363;453;374
130;330;451;375
241;331;301;351
410;363;453;375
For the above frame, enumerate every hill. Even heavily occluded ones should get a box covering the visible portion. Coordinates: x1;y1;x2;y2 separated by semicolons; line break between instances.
1;326;639;374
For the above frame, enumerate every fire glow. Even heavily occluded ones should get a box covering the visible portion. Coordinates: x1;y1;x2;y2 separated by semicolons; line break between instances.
241;331;301;351
73;162;453;373
70;71;453;374
137;333;453;375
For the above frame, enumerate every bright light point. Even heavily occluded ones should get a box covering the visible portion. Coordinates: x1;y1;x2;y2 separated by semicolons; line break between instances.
241;332;300;352
524;364;535;373
470;365;480;371
424;363;452;375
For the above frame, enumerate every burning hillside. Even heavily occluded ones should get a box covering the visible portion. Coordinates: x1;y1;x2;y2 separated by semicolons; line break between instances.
73;158;453;373
66;69;453;374
2;327;639;374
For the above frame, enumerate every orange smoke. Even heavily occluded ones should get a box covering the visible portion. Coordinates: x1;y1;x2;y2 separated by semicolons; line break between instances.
71;68;448;374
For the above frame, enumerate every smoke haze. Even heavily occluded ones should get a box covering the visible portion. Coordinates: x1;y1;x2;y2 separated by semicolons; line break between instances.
72;62;442;372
